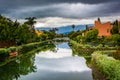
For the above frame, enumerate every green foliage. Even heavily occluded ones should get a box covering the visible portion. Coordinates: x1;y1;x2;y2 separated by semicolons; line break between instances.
72;24;75;31
15;24;36;44
111;34;120;46
111;20;120;34
8;47;17;53
68;31;82;40
0;49;9;55
92;52;120;80
85;29;98;42
0;15;38;47
38;31;55;41
25;17;36;31
0;41;54;57
0;16;18;41
49;28;58;34
76;35;84;43
111;25;119;34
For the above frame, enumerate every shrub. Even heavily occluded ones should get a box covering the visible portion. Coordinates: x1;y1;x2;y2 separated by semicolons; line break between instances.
0;49;9;58
92;52;120;80
19;43;37;53
85;29;98;42
8;47;17;53
96;44;103;48
0;49;9;55
111;34;120;46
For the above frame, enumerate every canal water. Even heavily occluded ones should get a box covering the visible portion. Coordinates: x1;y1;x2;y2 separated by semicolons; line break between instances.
0;42;93;80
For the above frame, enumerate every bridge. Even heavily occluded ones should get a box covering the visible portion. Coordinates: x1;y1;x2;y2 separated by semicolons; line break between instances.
53;37;70;41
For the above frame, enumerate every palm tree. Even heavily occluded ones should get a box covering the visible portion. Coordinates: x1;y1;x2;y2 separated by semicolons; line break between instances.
54;28;58;34
72;24;75;32
50;28;58;34
25;17;36;31
86;25;88;30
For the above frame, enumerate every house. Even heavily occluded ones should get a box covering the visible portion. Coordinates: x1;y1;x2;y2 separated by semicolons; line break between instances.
82;18;113;37
94;19;112;37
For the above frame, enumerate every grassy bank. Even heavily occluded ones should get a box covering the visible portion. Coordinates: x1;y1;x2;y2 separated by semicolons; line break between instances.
69;40;117;56
69;40;120;80
91;51;120;80
0;41;54;59
0;41;55;66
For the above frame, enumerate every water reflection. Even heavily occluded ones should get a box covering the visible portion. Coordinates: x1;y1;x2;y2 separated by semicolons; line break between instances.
0;43;55;80
0;53;36;80
19;42;93;80
0;42;93;80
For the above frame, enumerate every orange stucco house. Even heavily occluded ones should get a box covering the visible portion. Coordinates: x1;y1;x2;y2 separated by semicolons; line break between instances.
94;19;112;37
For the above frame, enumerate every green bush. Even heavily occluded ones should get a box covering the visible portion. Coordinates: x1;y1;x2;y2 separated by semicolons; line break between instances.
85;29;98;42
96;44;103;48
111;34;120;46
0;49;9;55
0;49;9;58
92;52;120;80
8;47;17;53
19;43;38;53
0;41;50;56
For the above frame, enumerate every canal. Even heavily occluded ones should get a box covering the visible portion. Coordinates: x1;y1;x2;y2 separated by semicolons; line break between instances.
0;42;93;80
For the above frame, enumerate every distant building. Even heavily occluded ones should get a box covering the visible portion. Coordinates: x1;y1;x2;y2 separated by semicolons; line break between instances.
94;19;112;37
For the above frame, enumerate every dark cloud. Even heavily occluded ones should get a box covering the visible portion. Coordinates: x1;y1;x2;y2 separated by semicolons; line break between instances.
0;0;120;19
0;0;117;10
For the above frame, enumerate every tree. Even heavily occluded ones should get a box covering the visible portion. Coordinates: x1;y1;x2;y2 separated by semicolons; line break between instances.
111;34;120;46
98;17;101;23
85;29;98;42
0;15;39;47
86;25;88;30
15;24;32;44
76;35;83;43
111;25;119;34
111;20;119;34
0;15;17;42
50;28;58;34
25;17;36;31
72;24;75;32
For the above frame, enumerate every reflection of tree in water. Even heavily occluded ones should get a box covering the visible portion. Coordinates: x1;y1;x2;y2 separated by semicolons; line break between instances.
19;53;37;75
52;48;59;53
0;53;36;80
0;61;20;80
0;43;56;80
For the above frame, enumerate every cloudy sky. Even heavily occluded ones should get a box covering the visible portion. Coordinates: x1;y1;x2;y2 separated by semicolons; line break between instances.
0;0;120;27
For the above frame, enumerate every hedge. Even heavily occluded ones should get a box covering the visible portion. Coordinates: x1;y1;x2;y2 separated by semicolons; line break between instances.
92;51;120;80
0;41;53;57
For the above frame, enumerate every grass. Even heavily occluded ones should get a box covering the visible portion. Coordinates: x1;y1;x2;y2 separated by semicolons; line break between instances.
92;51;120;80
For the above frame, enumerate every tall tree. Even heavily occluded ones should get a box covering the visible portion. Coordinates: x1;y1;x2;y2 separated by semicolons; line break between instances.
72;24;75;32
25;17;36;31
111;20;119;34
98;17;101;23
86;25;88;30
50;28;58;34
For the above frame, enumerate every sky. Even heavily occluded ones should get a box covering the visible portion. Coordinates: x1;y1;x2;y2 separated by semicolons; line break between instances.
0;0;120;28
